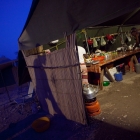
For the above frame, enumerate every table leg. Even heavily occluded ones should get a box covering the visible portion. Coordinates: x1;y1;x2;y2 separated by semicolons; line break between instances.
100;68;104;90
133;55;138;64
130;56;134;72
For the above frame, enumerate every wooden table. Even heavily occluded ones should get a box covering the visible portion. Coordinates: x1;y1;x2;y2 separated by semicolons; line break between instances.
87;49;140;89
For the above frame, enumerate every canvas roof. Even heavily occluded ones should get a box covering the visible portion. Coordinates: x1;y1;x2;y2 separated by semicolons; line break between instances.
18;0;140;50
18;0;140;86
17;1;140;123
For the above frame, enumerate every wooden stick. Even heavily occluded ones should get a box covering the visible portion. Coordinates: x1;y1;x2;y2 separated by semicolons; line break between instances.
133;55;138;64
105;67;115;82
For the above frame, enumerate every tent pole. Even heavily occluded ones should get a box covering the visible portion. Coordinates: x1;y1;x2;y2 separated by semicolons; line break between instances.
0;69;11;102
120;27;124;45
117;8;140;33
83;31;90;54
121;8;140;25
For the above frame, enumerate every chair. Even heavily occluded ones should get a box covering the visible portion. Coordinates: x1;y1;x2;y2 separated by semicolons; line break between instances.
14;82;36;114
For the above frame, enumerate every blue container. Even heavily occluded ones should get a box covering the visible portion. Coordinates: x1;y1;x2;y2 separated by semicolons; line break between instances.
114;72;123;81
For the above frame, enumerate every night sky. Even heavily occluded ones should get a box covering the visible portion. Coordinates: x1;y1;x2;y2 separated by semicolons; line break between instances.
0;0;32;60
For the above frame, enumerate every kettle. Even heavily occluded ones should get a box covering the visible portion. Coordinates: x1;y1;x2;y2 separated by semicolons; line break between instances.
82;84;98;100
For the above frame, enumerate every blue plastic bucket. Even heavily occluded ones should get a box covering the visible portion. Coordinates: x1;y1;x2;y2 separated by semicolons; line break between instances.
114;72;123;81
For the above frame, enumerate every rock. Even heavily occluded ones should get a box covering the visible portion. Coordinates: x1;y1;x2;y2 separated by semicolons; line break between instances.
123;115;127;118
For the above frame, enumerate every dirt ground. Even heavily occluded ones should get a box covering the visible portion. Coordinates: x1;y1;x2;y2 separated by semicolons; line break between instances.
0;72;140;140
93;72;140;140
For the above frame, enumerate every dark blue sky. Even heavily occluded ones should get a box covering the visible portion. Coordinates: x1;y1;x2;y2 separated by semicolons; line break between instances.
0;0;32;60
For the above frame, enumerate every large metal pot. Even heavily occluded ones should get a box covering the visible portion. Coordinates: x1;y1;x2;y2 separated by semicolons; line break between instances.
82;84;98;100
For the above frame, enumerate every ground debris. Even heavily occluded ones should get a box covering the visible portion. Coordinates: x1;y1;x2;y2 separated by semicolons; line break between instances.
123;96;128;98
123;115;127;118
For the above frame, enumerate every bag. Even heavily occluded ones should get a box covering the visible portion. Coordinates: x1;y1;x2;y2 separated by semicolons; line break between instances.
101;36;106;46
125;32;131;42
93;38;98;47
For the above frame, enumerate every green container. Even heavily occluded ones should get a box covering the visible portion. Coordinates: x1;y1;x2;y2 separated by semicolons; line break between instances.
103;81;110;86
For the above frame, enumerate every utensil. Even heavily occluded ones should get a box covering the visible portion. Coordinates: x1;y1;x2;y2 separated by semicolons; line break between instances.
83;84;98;100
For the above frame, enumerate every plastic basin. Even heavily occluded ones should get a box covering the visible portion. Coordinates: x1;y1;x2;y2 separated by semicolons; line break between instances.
31;117;50;132
103;81;110;86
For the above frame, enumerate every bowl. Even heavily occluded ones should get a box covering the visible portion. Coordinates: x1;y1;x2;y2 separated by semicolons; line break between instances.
103;81;110;86
31;117;50;132
92;56;105;61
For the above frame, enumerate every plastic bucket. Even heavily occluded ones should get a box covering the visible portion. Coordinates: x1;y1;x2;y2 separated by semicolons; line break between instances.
135;63;140;74
116;63;125;75
114;72;123;81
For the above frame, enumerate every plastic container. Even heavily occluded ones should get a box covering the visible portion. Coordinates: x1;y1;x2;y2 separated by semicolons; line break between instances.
114;72;123;81
116;63;125;75
85;100;101;116
31;117;50;132
135;63;140;74
103;81;110;86
92;56;105;61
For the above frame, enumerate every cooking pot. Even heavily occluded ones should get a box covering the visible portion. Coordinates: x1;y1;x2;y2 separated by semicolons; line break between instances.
83;84;98;100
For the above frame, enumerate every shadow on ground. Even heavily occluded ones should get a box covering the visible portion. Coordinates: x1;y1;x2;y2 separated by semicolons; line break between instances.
0;110;140;140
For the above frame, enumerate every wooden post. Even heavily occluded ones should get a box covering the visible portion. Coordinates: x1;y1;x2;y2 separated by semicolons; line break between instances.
100;68;104;90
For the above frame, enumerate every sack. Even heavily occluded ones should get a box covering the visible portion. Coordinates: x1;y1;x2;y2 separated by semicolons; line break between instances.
125;32;131;42
93;38;98;47
101;36;106;46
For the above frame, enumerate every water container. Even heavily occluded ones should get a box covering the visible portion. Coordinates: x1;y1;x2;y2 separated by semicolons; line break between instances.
116;63;125;75
114;72;123;81
135;63;140;74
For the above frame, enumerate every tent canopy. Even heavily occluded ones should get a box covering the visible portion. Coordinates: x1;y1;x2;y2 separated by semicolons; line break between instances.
18;0;140;50
18;0;140;85
17;0;140;123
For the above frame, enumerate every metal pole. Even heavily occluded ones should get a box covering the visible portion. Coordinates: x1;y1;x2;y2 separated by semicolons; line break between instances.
0;69;11;102
120;27;124;45
83;30;90;54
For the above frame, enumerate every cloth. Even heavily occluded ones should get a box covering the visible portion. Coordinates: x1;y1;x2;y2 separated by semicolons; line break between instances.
77;46;88;85
77;46;86;63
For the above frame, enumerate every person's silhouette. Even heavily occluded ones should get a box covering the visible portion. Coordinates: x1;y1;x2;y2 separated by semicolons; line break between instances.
33;52;63;116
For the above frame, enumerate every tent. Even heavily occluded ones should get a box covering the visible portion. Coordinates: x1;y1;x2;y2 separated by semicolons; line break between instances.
18;0;140;50
18;0;140;124
0;56;17;88
18;0;140;84
0;56;17;102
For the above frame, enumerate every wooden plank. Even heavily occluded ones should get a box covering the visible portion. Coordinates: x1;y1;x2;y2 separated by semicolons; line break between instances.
99;50;140;67
87;50;140;73
105;67;115;82
133;55;138;64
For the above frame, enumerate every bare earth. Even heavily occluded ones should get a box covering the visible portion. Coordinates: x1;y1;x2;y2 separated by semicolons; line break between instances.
0;72;140;140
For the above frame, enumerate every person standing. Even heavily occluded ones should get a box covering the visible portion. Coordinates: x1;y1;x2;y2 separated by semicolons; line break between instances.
130;27;140;49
